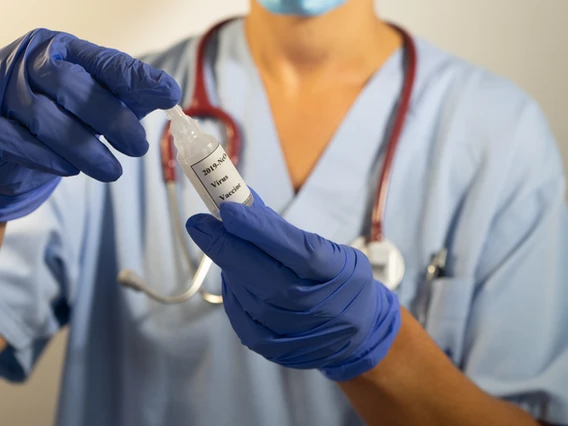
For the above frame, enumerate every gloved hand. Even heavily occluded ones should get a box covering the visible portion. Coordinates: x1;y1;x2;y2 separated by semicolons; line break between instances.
0;29;181;221
186;190;401;382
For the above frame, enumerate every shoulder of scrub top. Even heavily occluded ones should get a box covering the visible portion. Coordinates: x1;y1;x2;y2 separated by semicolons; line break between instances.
412;37;543;129
412;37;564;190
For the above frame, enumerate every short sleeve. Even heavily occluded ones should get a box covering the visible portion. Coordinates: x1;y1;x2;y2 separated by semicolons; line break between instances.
0;175;93;382
463;100;568;425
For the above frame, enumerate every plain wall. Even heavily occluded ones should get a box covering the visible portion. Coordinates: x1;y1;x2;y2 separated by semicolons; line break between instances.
0;1;567;425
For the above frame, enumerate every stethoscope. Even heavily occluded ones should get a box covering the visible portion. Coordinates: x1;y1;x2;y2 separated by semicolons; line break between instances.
118;18;425;309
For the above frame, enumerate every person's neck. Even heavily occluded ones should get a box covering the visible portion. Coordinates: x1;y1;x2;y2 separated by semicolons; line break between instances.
244;1;402;92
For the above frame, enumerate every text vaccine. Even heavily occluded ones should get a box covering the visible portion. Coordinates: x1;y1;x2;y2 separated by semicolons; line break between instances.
165;106;253;218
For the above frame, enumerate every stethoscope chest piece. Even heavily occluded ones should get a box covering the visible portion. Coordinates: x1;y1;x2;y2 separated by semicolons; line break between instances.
351;237;405;291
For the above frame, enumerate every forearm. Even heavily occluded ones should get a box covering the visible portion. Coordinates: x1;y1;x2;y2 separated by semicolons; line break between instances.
0;222;5;248
338;308;542;426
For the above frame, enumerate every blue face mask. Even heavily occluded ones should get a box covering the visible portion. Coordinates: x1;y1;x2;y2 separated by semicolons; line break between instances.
257;0;348;16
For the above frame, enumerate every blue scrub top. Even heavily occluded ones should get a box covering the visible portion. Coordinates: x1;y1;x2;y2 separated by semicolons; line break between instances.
1;19;567;426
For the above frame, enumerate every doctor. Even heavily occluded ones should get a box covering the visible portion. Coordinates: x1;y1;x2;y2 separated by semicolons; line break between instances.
0;0;567;425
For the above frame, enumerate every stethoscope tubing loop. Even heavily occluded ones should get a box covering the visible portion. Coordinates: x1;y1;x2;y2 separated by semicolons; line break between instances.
117;18;417;305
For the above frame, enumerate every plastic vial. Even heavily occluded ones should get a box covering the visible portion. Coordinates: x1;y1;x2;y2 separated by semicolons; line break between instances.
165;106;253;219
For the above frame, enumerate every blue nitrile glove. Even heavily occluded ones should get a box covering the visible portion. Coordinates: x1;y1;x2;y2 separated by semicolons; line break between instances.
0;29;182;221
186;190;401;382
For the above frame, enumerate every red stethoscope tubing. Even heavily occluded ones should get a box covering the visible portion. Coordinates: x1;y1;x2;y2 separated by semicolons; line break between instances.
371;25;417;242
160;19;417;244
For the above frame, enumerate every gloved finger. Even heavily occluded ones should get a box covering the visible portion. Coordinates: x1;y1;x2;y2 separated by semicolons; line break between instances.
221;281;282;358
219;189;346;282
186;214;300;302
61;35;181;118
30;59;148;157
5;89;122;182
223;280;350;370
223;273;331;335
0;175;61;222
0;116;79;176
186;213;359;310
224;249;375;336
0;162;58;196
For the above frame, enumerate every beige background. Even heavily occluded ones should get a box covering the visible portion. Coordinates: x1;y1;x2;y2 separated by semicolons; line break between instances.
0;1;567;425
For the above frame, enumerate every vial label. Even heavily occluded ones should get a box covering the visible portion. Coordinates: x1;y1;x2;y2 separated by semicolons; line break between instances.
191;144;252;208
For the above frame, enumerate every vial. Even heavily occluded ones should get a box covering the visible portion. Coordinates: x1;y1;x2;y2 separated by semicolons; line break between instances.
165;106;253;219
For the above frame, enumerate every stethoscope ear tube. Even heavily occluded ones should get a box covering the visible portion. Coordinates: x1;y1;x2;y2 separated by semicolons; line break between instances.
370;25;417;243
117;255;221;304
116;180;223;304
